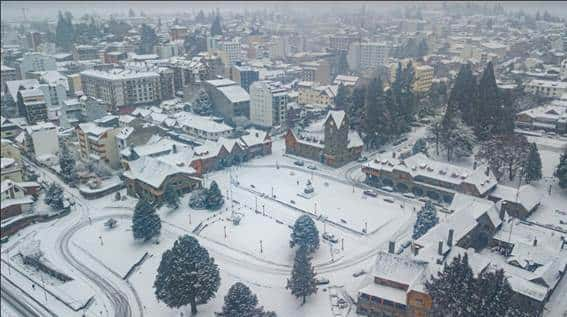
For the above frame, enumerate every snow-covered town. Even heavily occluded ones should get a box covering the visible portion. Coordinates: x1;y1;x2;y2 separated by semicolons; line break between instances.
1;2;567;317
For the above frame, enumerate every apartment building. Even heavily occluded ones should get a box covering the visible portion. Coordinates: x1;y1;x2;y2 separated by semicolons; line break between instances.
249;81;289;127
230;64;259;92
390;62;434;93
80;69;162;110
525;80;567;99
169;26;188;41
24;122;59;159
328;34;356;52
17;87;48;124
73;45;100;61
297;81;337;106
203;78;250;123
301;59;331;84
76;116;122;169
219;40;242;67
1;64;17;89
347;42;389;72
18;52;57;79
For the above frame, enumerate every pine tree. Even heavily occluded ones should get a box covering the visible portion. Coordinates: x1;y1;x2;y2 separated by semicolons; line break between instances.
334;83;350;111
363;77;389;148
555;151;567;188
412;138;428;155
45;183;64;210
211;15;223;36
290;215;320;254
138;24;158;54
163;183;180;209
476;134;530;181
55;11;74;51
205;181;224;210
449;64;477;127
286;247;317;304
412;201;439;240
476;62;506;140
59;142;77;185
426;253;476;316
154;235;220;315
221;282;265;317
348;85;366;131
193;89;213;115
132;199;161;241
523;143;542;183
438;102;475;161
472;269;513;317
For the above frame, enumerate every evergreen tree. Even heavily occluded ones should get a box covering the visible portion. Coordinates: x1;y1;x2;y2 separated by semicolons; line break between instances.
472;269;513;317
437;102;476;161
45;183;64;210
412;201;439;240
163;183;180;209
412;138;428;155
221;282;266;317
55;11;74;51
132;199;161;241
476;62;509;140
286;247;317;304
363;77;389;148
523;143;542;183
476;134;530;181
426;254;475;316
211;15;223;36
59;142;77;185
205;181;224;210
348;85;366;131
335;51;349;76
448;64;477;126
555;151;567;188
138;24;158;54
290;215;320;254
193;89;213;115
334;83;350;111
154;235;220;315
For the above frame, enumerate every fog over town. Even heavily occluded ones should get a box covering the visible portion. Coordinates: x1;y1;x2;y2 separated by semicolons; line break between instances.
1;1;566;317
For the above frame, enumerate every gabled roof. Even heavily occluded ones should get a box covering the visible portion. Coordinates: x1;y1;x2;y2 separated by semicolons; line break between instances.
326;110;346;128
124;156;193;189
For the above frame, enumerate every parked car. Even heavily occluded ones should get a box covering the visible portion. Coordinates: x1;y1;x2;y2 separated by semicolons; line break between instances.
322;232;338;243
294;160;305;166
383;197;395;203
403;193;416;199
357;156;368;162
363;190;378;197
353;269;366;277
307;164;317;170
315;277;330;285
381;186;394;192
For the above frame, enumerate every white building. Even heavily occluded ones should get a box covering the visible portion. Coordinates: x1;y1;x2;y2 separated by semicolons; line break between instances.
250;81;289;127
347;42;389;71
24;122;59;160
19;52;57;79
219;40;242;66
525;80;567;99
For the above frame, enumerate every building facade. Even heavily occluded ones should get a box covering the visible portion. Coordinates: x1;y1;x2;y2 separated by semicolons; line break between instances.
249;81;289;128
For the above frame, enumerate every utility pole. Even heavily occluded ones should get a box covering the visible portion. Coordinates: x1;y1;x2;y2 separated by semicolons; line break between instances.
259;240;263;253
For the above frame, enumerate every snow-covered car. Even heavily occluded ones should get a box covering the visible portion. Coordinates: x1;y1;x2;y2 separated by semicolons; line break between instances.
381;186;394;192
294;160;305;166
403;193;416;199
353;269;366;277
315;277;330;285
357;156;368;162
383;197;395;203
363;190;377;197
307;164;317;170
322;232;338;243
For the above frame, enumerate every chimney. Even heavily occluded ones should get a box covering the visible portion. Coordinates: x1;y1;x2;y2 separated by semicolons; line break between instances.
438;240;444;256
533;238;537;247
413;245;419;256
388;241;395;254
473;161;477;170
499;206;506;220
485;166;490;176
172;144;177;153
447;229;454;247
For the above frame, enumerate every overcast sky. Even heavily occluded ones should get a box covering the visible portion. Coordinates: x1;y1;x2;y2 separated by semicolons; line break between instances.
2;1;567;21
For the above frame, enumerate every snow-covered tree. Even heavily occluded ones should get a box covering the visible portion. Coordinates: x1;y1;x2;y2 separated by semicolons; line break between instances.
412;201;439;240
193;89;213;115
221;282;268;317
290;215;320;254
412;138;428;156
154;235;220;315
132;199;161;241
205;181;224;210
44;183;64;210
476;134;530;181
556;151;567;188
472;269;513;317
189;189;207;209
523;143;542;183
286;247;317;304
59;142;77;185
426;253;475;316
163;183;180;210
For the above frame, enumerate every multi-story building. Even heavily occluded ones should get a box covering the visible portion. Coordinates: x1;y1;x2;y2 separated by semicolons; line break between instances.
67;73;82;95
347;42;389;72
515;102;567;134
174;111;234;141
0;117;22;139
154;43;179;59
525;80;567;99
80;69;162;110
297;81;337;106
169;26;188;41
333;75;360;87
73;45;100;61
18;53;57;79
301;59;331;84
390;62;434;93
17;87;48;124
218;40;242;67
76;116;122;169
24;122;59;159
362;153;498;203
1;64;18;89
249;81;289;128
285;111;363;167
103;51;128;64
230;64;259;92
203;78;250;124
1;157;23;182
328;34;355;52
3;79;41;118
